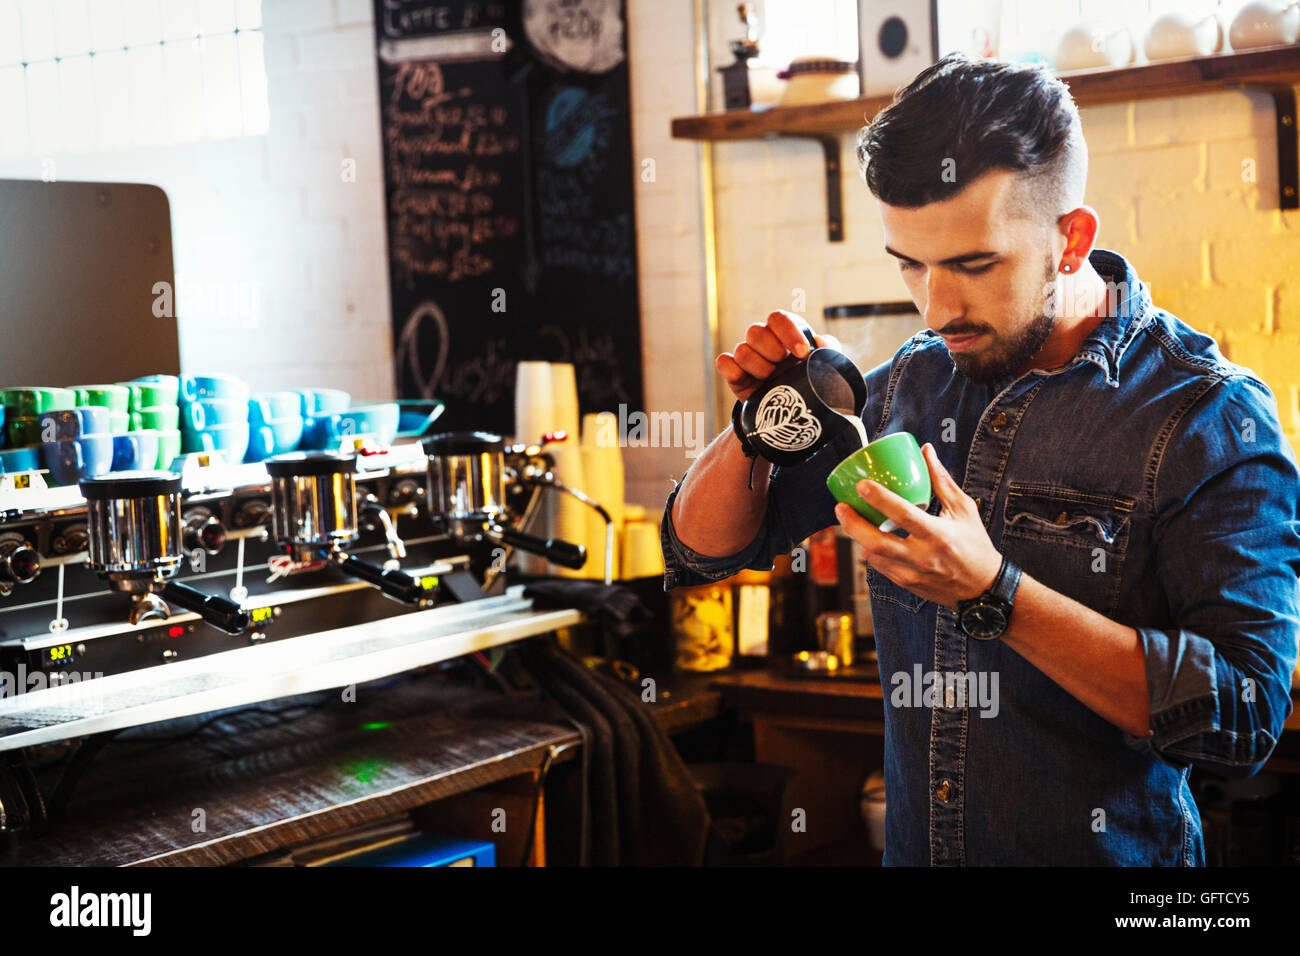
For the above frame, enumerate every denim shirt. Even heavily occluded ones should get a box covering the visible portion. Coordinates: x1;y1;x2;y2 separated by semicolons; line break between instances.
660;249;1300;865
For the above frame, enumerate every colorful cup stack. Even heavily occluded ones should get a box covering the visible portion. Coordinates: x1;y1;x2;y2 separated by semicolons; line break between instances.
120;374;182;471
247;391;305;462
0;375;397;482
179;373;252;463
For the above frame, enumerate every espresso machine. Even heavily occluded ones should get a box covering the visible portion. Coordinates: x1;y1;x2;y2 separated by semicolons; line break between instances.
0;433;615;840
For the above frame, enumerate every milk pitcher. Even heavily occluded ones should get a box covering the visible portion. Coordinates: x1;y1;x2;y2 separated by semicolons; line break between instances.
733;327;868;468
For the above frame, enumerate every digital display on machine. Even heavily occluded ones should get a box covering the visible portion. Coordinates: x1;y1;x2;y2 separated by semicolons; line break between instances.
250;606;276;625
420;575;440;591
43;643;75;666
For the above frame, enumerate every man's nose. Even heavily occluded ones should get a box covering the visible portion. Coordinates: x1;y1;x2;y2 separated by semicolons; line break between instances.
924;270;963;331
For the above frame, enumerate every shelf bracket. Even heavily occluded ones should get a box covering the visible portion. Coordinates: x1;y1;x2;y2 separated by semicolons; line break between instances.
1264;87;1298;210
790;134;844;242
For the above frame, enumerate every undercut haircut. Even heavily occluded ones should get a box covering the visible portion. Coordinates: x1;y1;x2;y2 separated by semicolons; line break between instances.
857;53;1087;224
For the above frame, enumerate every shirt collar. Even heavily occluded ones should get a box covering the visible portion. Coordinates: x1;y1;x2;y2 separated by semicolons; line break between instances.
1070;248;1154;389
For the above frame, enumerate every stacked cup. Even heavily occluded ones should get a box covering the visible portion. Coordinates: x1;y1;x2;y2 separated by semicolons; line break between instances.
121;375;182;469
38;405;114;485
580;411;625;581
2;388;76;464
179;374;251;462
247;392;305;462
513;362;594;578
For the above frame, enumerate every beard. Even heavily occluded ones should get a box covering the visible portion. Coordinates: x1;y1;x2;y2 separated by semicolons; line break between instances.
950;255;1058;386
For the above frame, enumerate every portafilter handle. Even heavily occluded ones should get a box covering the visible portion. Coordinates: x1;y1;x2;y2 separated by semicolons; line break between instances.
331;552;424;604
160;581;250;635
487;523;587;570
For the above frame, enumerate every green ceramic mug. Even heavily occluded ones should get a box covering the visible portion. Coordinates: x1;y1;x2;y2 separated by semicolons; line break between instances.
131;405;180;431
5;415;43;448
155;429;182;470
73;384;129;412
826;431;932;532
120;379;179;410
0;387;76;417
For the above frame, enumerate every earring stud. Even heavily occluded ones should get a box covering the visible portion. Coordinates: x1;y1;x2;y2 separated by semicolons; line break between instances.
1062;263;1072;272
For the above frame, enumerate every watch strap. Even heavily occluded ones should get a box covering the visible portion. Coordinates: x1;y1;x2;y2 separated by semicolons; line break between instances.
731;399;760;491
989;556;1022;607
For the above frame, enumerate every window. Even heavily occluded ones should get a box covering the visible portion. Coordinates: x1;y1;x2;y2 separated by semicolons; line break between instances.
0;0;268;157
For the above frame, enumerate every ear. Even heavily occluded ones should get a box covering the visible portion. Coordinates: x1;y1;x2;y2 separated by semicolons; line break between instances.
1056;206;1099;274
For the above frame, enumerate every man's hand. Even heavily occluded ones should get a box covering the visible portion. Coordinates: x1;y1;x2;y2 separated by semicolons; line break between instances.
716;310;841;401
833;442;1003;609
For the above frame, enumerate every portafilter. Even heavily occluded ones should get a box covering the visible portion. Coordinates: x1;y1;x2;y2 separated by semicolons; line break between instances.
264;452;424;604
423;431;605;576
79;472;250;634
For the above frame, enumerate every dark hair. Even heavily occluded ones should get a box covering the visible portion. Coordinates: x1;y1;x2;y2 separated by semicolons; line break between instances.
857;53;1085;219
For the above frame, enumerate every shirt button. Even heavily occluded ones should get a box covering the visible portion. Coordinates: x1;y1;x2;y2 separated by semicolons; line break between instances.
990;411;1008;432
936;779;952;802
1055;510;1069;525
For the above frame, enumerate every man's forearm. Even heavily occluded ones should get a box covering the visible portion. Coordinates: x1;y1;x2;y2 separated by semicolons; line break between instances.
671;426;774;557
1000;573;1151;738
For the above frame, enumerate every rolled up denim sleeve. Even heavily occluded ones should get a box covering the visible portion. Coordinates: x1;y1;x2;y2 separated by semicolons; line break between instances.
1125;375;1300;775
659;474;794;590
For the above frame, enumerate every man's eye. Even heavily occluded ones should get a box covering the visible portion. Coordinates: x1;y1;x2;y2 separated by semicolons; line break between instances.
899;260;922;271
956;262;995;275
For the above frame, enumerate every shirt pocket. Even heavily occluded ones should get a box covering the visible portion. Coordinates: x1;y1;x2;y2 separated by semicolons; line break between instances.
1000;481;1136;617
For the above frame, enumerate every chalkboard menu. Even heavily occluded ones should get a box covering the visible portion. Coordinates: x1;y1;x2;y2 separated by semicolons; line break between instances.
375;0;644;435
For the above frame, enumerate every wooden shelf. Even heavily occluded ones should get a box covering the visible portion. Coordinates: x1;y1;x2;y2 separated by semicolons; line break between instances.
672;46;1300;141
671;45;1300;225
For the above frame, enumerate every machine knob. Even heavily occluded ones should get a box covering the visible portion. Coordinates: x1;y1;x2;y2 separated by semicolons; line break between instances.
184;512;227;555
53;524;89;555
0;543;40;584
388;478;424;507
234;499;271;529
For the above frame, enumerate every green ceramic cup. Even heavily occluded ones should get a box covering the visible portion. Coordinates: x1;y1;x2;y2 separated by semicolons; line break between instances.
155;429;182;470
5;415;43;448
73;384;129;412
0;387;76;417
131;405;180;431
120;379;179;410
826;431;932;532
109;411;129;435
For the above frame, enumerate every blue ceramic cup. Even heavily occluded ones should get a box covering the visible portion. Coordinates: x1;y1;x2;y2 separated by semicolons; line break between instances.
251;392;302;423
182;420;250;461
0;405;6;449
38;406;111;441
0;445;41;473
41;434;114;485
245;418;303;461
296;388;351;417
183;398;249;430
303;404;400;450
112;429;160;472
180;373;250;404
335;404;399;444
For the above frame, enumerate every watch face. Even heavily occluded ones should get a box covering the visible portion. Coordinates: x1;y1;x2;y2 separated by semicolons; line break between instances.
960;601;1007;640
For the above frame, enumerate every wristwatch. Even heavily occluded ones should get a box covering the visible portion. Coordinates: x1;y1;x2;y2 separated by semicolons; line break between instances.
955;555;1022;640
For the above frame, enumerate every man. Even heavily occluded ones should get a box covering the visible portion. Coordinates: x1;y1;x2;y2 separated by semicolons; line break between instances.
660;54;1300;865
